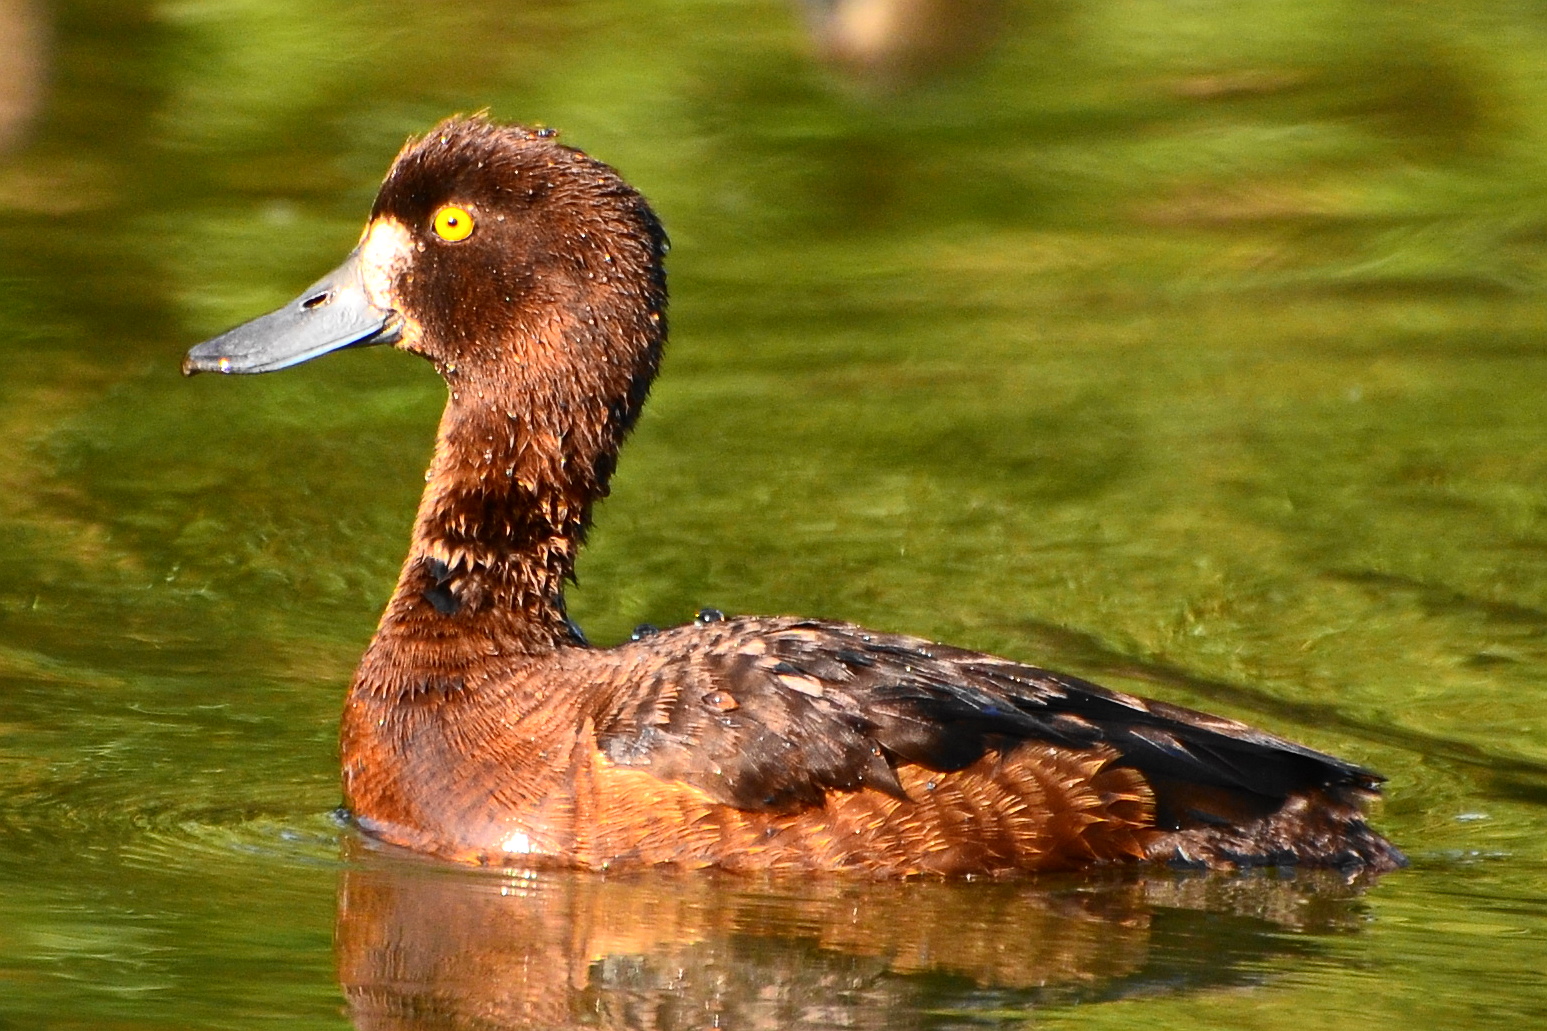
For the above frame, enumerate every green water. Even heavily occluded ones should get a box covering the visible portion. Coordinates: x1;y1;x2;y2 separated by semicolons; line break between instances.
2;0;1545;1026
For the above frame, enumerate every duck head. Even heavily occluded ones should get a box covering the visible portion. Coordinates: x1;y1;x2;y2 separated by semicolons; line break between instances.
185;117;670;651
184;115;668;428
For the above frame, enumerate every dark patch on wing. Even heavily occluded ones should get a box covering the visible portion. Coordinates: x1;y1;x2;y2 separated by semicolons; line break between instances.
596;637;904;811
593;617;1383;822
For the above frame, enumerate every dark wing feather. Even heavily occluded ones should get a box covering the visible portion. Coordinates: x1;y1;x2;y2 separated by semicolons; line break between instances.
592;616;1380;816
596;638;905;811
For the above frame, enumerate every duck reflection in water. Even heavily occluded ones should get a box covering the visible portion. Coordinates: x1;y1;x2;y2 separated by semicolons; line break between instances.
184;116;1401;876
337;850;1381;1031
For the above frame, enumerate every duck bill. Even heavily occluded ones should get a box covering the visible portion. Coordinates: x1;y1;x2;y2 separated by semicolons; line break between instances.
182;247;401;376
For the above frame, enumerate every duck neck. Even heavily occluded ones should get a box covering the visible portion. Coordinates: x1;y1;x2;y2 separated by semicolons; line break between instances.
368;365;618;674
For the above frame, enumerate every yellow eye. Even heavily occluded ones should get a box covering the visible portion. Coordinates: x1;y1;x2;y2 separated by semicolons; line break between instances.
431;205;475;242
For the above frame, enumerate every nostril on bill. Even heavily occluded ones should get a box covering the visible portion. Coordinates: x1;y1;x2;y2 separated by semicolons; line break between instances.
301;292;331;310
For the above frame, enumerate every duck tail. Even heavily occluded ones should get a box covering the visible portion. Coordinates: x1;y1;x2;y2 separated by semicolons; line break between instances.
1146;784;1407;873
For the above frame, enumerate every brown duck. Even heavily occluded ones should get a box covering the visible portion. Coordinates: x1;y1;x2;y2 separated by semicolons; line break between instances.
184;116;1404;876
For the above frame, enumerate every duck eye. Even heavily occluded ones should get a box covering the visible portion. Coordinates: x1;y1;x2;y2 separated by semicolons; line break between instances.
431;205;475;242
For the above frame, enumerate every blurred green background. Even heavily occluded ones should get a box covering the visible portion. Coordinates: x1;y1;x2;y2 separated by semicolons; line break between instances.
0;0;1544;1027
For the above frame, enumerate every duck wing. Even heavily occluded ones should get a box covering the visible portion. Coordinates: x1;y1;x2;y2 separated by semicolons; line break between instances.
593;617;1381;820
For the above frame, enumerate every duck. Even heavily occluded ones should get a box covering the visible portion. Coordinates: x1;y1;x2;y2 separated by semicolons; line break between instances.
183;115;1404;876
